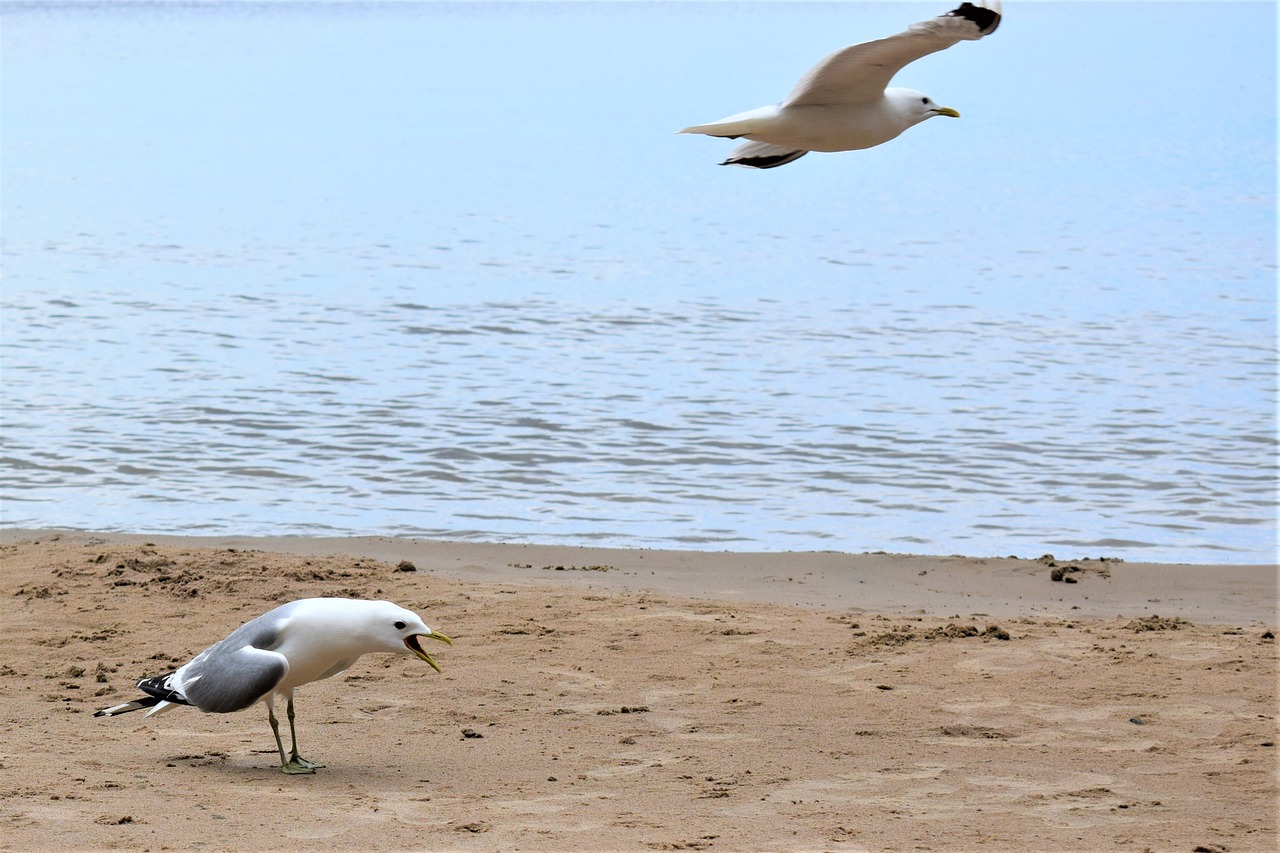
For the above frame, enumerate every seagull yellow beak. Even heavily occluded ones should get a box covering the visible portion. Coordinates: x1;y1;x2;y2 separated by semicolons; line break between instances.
934;106;961;118
404;631;452;673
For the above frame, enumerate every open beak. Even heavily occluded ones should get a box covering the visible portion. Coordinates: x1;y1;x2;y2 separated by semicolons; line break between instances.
404;631;452;673
934;106;960;118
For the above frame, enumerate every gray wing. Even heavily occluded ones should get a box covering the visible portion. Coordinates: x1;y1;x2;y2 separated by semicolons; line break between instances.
176;609;291;713
784;2;1001;107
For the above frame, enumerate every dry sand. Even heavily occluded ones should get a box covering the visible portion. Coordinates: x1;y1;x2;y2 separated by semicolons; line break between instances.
0;529;1275;851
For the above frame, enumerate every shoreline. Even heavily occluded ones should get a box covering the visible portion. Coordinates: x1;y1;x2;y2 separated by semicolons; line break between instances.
3;528;1275;625
1;529;1276;850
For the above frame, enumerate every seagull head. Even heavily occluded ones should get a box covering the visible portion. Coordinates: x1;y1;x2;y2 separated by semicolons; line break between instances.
891;88;961;125
366;600;453;673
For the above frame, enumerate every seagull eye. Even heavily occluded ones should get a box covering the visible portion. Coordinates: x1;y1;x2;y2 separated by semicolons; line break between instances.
921;97;929;104
394;621;406;630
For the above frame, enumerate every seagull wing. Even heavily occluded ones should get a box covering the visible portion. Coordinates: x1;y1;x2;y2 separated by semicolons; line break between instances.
784;1;1001;108
174;610;291;713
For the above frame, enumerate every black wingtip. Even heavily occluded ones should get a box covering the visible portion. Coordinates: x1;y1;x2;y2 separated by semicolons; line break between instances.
93;695;163;717
720;150;810;170
948;2;1001;36
136;674;190;706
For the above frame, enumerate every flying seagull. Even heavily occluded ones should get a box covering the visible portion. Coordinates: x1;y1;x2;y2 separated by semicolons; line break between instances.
94;597;452;774
679;0;1002;168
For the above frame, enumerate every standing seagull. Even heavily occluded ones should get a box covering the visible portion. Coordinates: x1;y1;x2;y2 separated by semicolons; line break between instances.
679;0;1002;168
94;597;452;774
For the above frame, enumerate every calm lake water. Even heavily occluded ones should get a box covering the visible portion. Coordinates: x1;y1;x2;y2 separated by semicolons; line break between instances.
2;1;1276;563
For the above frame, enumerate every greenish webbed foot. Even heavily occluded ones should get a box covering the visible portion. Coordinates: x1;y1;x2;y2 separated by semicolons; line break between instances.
280;759;318;775
289;754;325;770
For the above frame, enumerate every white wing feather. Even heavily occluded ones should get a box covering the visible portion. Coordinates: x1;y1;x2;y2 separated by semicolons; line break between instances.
785;1;1001;107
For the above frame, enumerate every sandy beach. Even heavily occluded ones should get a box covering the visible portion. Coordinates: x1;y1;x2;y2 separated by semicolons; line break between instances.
0;529;1275;851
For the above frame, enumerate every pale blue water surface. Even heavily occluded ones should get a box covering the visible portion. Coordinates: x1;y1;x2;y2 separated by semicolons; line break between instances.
1;1;1276;562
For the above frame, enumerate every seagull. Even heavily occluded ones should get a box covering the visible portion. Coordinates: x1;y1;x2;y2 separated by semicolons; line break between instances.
94;597;452;774
678;0;1002;168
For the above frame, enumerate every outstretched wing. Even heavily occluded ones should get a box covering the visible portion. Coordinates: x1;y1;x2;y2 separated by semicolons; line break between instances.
784;1;1001;107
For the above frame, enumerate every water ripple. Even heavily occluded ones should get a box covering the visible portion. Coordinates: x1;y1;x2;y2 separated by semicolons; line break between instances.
2;286;1273;562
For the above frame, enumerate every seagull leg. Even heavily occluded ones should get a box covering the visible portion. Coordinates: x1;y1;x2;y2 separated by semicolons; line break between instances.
269;704;316;774
285;697;325;771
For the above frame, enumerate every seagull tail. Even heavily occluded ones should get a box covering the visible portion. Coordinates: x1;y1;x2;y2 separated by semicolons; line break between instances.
678;105;778;139
721;141;809;170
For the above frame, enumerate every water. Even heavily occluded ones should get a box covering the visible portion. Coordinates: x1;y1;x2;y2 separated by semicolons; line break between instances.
2;1;1276;563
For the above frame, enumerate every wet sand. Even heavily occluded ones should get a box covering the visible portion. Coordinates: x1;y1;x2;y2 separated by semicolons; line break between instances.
1;529;1275;851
